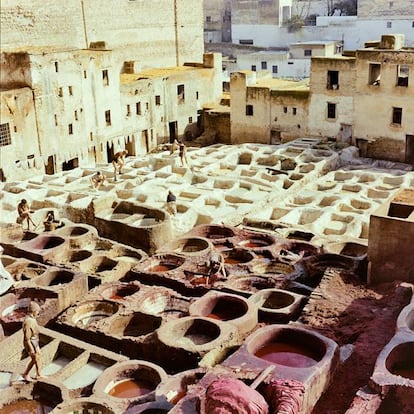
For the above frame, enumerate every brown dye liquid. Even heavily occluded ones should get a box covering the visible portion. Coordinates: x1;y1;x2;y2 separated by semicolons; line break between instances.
392;364;414;380
148;264;175;272
255;342;319;368
244;240;268;248
108;379;155;398
171;390;187;404
224;257;243;264
110;294;124;300
207;313;222;320
2;399;52;414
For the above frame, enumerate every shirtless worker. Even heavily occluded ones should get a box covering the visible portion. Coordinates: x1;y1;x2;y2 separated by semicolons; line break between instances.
22;302;44;382
111;150;128;181
17;199;36;231
91;171;106;190
207;251;227;284
165;190;177;216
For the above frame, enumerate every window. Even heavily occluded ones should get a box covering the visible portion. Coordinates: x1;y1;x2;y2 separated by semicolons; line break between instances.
0;123;11;146
155;95;161;105
90;132;93;141
68;124;73;135
58;87;63;97
54;114;58;126
397;65;409;87
293;108;297;115
146;102;149;110
74;110;78;121
239;39;254;45
68;86;73;96
103;70;109;86
261;61;267;70
392;107;402;125
369;63;381;85
54;61;59;72
123;61;134;74
189;117;193;123
389;1;393;7
246;105;254;116
412;21;414;28
136;102;141;115
283;107;287;113
304;49;312;57
387;21;392;28
251;65;256;71
327;103;336;119
206;16;212;23
288;62;294;65
105;110;111;126
83;70;87;79
272;65;278;74
177;84;185;103
196;91;199;100
327;70;339;89
126;104;131;116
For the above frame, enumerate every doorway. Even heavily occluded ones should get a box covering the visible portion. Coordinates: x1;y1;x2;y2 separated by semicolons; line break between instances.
106;141;114;163
405;135;414;167
169;121;177;143
45;155;55;175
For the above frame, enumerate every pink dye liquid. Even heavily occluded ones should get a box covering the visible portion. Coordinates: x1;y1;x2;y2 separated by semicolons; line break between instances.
148;264;175;272
2;399;52;414
3;308;27;323
108;379;155;398
255;343;319;368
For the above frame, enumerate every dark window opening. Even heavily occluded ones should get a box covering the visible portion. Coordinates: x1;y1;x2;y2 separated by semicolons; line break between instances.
327;103;336;119
283;107;288;113
155;95;161;105
127;104;131;116
105;110;111;126
272;65;278;74
189;117;193;123
293;108;297;115
206;16;212;23
136;102;141;115
196;91;199;100
304;49;312;57
58;87;63;97
74;110;78;121
54;61;59;72
327;70;339;89
68;124;73;135
68;86;73;96
0;123;12;146
103;70;109;86
387;21;392;28
369;63;381;85
54;114;58;126
251;65;256;71
177;84;185;103
239;39;254;45
397;65;409;87
392;107;402;125
62;158;78;171
261;61;267;70
246;105;254;116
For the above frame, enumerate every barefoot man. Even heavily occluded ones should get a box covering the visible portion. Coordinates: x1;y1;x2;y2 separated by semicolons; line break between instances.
22;302;44;382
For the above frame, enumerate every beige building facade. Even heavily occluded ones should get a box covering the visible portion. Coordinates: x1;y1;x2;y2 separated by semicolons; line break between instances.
0;0;223;181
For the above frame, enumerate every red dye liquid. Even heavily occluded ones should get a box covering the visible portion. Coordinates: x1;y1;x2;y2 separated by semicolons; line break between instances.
224;257;242;265
148;264;175;272
110;294;124;300
243;240;269;248
2;399;52;414
255;343;319;368
3;308;27;323
108;379;155;398
392;364;414;380
207;313;222;320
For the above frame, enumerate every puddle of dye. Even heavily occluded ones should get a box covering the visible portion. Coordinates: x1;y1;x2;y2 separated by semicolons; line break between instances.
148;264;175;272
1;400;52;414
255;342;319;368
42;356;71;376
108;379;154;398
392;364;414;380
63;361;106;389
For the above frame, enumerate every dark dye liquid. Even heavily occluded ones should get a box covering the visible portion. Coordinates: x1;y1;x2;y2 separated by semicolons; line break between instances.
392;363;414;380
255;342;319;368
2;399;52;414
224;257;242;264
148;264;175;272
108;379;155;398
243;240;268;248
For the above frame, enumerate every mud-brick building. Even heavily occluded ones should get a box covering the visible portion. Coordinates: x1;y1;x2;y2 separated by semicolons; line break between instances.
0;0;223;181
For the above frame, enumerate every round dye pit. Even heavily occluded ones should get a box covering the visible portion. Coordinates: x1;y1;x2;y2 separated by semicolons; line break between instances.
386;342;414;380
72;301;118;327
140;292;169;314
110;313;162;337
29;235;65;250
69;250;93;262
261;291;295;310
58;226;89;237
206;297;247;321
146;255;185;273
252;260;295;275
304;254;356;275
238;236;274;249
1;399;53;414
47;270;75;286
248;328;326;369
225;276;280;294
198;225;235;239
58;401;114;414
103;284;140;301
181;318;220;345
223;249;254;265
108;378;155;398
172;237;210;254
